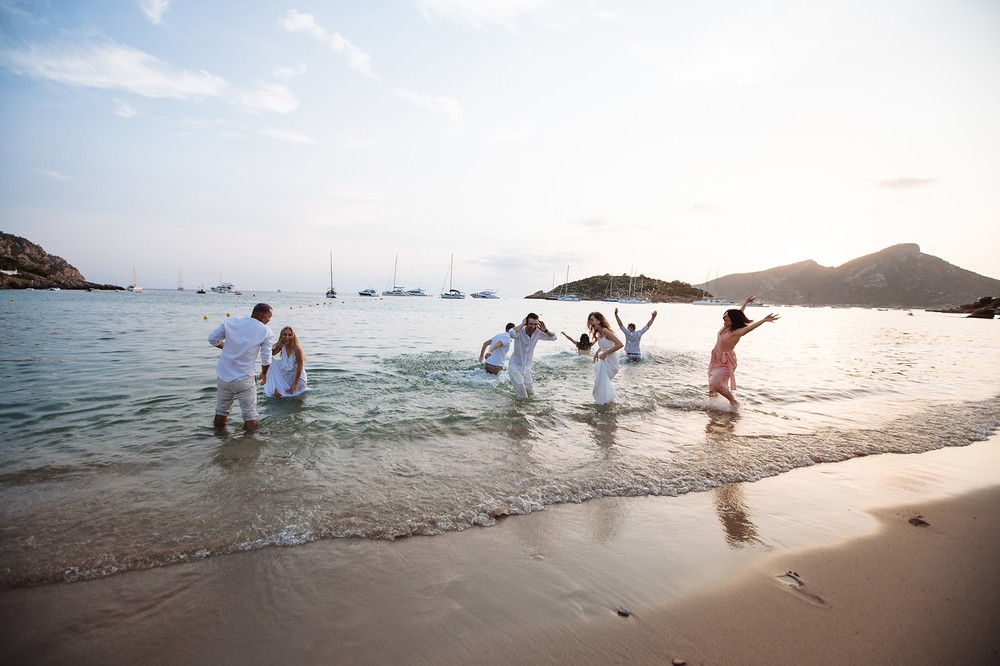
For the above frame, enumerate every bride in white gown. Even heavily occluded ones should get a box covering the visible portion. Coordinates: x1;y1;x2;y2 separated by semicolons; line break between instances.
587;312;623;405
263;326;308;398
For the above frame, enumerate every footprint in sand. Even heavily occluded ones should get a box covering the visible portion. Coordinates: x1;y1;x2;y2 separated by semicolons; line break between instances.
776;570;828;606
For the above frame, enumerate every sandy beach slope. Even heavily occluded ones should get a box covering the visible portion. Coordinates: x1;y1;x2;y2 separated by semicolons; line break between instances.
1;437;998;665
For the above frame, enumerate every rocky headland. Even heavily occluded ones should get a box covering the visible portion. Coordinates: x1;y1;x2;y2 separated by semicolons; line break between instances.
0;232;122;291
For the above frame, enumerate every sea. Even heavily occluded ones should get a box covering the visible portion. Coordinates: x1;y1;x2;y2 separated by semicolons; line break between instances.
1;288;998;590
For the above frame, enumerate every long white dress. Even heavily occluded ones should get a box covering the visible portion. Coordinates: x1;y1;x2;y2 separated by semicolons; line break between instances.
592;337;620;405
263;350;308;398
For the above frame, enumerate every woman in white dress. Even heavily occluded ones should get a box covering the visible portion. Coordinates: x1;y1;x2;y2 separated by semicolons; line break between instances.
587;312;623;405
263;326;308;398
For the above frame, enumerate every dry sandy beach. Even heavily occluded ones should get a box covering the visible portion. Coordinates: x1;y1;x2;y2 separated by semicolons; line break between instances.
2;436;998;665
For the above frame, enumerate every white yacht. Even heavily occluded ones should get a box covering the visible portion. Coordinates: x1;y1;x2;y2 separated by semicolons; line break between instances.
358;288;380;297
470;289;499;299
211;282;236;293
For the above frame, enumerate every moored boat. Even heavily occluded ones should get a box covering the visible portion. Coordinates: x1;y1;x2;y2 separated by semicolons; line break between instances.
692;297;734;306
440;254;465;299
127;268;143;293
326;251;337;298
470;289;499;299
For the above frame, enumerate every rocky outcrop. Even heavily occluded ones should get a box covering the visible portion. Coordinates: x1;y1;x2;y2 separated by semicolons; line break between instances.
0;232;122;290
696;244;1000;309
933;296;999;319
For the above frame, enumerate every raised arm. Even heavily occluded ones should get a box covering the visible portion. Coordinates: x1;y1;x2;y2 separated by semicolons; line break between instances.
560;332;576;345
614;307;624;330
732;312;780;338
739;295;756;312
646;310;658;328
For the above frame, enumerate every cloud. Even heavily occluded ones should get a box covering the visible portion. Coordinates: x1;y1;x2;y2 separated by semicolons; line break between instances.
139;0;170;25
416;0;555;29
689;203;720;214
256;128;317;144
281;10;376;79
573;216;610;229
475;250;582;273
236;82;298;114
35;168;71;181
1;40;226;97
114;100;138;117
391;87;464;131
874;177;937;191
0;39;298;114
273;63;307;79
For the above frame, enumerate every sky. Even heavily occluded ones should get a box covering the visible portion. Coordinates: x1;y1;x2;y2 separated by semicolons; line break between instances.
1;0;998;296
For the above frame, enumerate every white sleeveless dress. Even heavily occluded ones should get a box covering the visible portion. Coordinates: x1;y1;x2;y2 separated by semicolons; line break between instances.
263;351;308;398
592;337;620;405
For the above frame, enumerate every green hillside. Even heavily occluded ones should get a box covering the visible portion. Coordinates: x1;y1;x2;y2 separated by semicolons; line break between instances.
526;273;704;302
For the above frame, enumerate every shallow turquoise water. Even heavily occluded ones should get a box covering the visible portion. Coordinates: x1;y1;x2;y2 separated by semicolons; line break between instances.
1;289;998;587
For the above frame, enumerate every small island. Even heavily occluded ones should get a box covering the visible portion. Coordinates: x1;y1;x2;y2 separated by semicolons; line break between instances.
526;273;704;303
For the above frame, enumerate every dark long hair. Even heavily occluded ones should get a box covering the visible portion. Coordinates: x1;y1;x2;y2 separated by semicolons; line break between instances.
577;333;593;350
725;309;752;330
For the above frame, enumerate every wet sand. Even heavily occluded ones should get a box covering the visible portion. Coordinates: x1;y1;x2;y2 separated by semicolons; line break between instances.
2;437;999;665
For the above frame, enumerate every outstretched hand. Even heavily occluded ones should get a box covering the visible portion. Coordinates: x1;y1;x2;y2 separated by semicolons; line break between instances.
764;313;780;323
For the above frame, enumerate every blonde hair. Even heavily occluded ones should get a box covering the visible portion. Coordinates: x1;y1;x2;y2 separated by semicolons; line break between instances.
273;326;306;367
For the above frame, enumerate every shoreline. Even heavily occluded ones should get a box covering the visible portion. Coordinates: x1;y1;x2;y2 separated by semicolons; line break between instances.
2;437;999;665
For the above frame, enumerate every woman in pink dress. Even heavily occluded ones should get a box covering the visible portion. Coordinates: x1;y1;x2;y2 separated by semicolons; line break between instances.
708;296;779;410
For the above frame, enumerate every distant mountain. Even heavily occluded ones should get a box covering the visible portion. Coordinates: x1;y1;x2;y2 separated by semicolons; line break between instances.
695;243;1000;309
0;232;121;290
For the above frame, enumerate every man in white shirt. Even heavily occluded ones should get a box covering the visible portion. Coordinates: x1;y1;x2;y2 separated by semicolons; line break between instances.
209;302;275;430
615;307;657;361
508;313;556;399
479;322;516;374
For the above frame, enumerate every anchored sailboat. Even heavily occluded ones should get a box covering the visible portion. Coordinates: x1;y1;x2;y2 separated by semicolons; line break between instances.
326;251;337;298
383;255;407;296
557;266;580;301
440;253;465;299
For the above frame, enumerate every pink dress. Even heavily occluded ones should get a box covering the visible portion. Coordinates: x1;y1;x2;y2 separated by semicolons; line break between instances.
708;328;738;391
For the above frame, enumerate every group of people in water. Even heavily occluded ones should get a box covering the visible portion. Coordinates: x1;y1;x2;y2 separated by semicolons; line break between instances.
209;297;779;429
